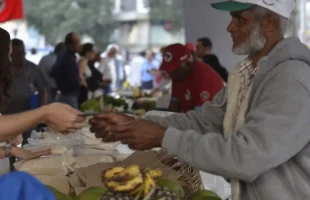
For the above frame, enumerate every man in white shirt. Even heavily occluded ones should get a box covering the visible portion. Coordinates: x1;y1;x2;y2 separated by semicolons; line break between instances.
99;44;125;93
128;51;146;87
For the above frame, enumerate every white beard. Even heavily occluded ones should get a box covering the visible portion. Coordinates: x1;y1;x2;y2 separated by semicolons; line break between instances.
232;23;266;56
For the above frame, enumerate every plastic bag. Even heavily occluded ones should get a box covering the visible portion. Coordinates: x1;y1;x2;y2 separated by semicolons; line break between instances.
14;155;75;176
27;130;84;150
24;144;73;156
74;146;116;157
200;171;231;200
73;155;115;169
144;110;178;118
79;127;118;150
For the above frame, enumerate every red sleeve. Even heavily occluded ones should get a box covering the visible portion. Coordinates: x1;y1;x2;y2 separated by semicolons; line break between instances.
193;74;224;107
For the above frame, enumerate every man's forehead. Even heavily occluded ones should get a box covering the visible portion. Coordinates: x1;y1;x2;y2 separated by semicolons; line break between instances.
72;33;80;40
230;9;255;19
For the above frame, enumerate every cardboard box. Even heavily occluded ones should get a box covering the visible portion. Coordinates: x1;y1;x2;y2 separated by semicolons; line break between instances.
34;175;71;194
69;151;180;191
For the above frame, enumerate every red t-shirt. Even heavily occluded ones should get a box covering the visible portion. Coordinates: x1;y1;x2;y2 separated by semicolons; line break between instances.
171;60;224;113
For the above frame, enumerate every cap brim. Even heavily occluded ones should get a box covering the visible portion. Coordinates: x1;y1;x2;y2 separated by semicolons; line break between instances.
211;1;255;12
159;63;178;73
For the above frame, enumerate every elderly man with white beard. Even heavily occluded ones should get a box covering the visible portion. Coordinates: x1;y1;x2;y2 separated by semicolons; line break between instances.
90;0;310;199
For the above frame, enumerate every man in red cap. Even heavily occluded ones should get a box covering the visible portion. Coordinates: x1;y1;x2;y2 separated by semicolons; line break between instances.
160;43;224;113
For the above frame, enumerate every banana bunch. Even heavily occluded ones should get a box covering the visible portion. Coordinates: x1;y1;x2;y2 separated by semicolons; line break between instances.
102;165;163;198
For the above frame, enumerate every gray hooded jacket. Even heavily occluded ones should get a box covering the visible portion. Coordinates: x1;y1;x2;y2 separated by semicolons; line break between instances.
146;37;310;200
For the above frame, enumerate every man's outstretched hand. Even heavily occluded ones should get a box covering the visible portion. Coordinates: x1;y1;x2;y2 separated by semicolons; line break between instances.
89;112;167;150
108;119;166;150
89;112;135;142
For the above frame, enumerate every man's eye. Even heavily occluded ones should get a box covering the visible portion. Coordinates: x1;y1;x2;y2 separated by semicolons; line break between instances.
237;18;246;24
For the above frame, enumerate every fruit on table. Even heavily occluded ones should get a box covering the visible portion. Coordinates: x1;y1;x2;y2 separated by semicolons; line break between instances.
103;95;128;109
102;165;163;199
149;186;179;200
157;178;184;198
186;190;221;200
100;191;134;200
45;185;73;200
191;196;221;200
75;187;107;200
81;95;129;112
80;98;100;112
104;166;125;180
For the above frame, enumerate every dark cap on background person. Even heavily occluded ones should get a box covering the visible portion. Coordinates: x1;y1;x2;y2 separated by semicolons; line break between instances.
159;43;192;73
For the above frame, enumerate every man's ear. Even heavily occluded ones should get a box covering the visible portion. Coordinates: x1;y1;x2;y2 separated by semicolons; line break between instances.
261;13;279;35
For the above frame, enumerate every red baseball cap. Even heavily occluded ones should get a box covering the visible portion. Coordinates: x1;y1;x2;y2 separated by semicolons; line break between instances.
185;43;196;52
160;43;191;73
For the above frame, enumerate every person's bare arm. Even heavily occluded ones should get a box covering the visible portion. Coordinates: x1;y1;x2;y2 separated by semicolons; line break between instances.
0;108;46;141
0;103;84;142
0;146;50;160
79;60;88;87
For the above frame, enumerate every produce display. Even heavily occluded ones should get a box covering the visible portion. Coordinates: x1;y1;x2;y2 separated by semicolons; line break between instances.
23;121;225;200
44;164;222;200
76;187;107;200
187;190;221;200
80;95;128;112
46;186;73;200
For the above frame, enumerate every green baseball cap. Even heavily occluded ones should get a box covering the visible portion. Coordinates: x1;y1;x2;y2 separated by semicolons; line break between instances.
211;1;255;12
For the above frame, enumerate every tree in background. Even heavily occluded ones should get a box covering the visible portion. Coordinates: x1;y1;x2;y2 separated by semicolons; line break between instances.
147;0;183;32
23;0;116;49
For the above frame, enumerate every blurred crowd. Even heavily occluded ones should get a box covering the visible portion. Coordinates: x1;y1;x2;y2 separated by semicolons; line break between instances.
7;32;231;117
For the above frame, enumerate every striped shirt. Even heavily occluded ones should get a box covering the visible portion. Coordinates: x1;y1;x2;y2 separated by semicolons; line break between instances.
238;58;258;107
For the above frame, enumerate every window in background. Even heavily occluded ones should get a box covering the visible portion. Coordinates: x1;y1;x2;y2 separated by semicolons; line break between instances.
121;0;137;12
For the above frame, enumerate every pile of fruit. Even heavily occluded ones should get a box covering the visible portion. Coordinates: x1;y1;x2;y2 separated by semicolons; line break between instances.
45;165;222;200
101;165;182;200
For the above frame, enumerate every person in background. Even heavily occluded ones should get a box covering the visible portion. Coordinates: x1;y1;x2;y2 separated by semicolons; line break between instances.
78;43;96;107
26;47;41;65
86;52;106;98
195;37;212;58
38;42;65;103
128;51;145;88
99;44;125;93
161;43;224;113
4;39;49;145
51;32;81;109
196;37;229;82
141;50;159;90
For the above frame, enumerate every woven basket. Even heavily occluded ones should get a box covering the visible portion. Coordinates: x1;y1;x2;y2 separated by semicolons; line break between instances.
156;150;204;199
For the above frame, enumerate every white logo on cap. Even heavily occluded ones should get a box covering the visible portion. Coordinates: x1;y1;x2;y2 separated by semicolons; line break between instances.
263;0;278;6
180;55;188;62
164;52;173;62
